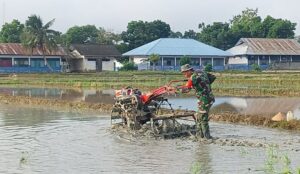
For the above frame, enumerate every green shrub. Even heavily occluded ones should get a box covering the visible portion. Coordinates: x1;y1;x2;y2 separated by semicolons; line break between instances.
251;63;262;72
119;62;137;71
179;55;191;66
204;63;213;72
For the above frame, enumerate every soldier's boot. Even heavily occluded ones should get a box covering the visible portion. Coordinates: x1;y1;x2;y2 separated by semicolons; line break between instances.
195;114;204;138
196;124;204;138
202;123;212;139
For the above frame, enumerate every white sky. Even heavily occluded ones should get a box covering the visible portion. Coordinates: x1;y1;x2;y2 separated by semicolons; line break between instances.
1;0;300;35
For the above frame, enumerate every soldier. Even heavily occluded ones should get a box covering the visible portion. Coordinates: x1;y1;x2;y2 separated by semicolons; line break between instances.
176;64;215;139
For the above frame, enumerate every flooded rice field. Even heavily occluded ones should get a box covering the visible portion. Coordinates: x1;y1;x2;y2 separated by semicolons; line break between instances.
0;103;300;174
1;86;300;118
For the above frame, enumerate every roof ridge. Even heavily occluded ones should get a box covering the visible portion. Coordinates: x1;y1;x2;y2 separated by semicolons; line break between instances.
146;39;163;55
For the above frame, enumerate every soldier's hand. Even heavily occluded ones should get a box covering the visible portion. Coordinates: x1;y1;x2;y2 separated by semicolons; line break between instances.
166;86;177;94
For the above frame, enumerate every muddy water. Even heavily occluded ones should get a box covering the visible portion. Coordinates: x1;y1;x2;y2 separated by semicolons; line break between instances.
169;96;300;118
0;104;300;174
1;87;300;118
0;87;115;104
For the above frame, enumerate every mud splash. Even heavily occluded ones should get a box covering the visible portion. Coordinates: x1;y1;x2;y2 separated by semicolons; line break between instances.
110;123;270;148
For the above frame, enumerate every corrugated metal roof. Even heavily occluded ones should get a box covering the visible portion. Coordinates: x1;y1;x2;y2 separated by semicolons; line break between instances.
70;44;121;57
227;38;300;55
123;38;231;57
0;43;66;56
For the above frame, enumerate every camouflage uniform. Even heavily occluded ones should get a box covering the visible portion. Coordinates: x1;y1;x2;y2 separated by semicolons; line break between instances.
191;71;215;139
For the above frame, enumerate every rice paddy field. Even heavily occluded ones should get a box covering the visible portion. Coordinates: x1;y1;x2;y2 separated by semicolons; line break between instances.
0;71;300;173
1;71;300;97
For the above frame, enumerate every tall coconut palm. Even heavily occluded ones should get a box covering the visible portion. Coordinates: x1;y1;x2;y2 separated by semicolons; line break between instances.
21;15;59;71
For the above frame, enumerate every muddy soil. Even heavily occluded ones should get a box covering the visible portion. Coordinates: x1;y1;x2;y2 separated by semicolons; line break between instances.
0;93;113;113
0;93;300;131
110;123;270;148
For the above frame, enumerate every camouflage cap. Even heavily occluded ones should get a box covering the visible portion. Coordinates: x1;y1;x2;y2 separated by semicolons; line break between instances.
180;64;193;72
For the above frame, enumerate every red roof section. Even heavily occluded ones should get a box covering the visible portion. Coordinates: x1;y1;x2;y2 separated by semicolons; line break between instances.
0;43;66;56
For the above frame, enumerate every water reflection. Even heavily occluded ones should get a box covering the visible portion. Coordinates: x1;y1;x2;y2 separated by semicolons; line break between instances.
0;104;90;127
0;105;299;174
0;87;299;118
0;87;115;104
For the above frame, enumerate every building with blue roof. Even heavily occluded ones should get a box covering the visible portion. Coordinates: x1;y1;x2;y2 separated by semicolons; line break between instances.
123;38;231;71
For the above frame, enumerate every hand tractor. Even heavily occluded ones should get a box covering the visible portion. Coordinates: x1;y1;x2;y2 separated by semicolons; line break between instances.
110;80;197;137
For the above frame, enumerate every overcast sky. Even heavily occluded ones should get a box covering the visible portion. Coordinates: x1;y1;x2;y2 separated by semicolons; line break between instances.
1;0;300;35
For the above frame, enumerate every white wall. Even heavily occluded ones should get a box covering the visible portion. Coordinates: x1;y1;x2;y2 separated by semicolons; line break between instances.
102;58;115;71
133;57;148;64
84;59;96;71
81;58;117;71
228;56;248;64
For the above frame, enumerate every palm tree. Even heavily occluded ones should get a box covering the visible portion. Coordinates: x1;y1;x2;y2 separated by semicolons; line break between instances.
21;15;59;71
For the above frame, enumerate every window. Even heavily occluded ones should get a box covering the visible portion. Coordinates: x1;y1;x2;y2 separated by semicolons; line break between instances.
259;55;269;65
31;58;45;68
248;55;258;65
280;56;290;62
176;58;180;66
14;58;29;67
292;55;300;62
191;58;200;66
46;59;60;68
150;58;161;66
163;57;175;66
0;58;12;67
213;58;224;66
201;58;212;66
270;55;280;63
102;58;110;62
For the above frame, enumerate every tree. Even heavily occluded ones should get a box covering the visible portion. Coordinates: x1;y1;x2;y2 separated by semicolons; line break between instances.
0;19;24;43
148;53;160;70
169;31;183;38
267;19;296;38
115;42;130;54
64;25;98;44
262;16;296;38
179;56;191;66
183;30;198;39
122;20;171;49
198;22;234;50
196;8;297;50
97;27;121;44
230;8;263;39
21;15;59;71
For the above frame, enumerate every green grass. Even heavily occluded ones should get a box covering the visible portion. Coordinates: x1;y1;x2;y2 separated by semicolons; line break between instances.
264;145;299;174
238;145;299;174
190;161;202;174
